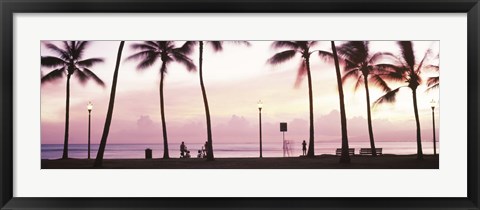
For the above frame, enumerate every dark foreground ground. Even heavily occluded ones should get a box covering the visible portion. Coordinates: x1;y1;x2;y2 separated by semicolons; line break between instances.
42;154;438;169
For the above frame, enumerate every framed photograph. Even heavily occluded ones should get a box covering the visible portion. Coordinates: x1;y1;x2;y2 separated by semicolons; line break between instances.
1;0;479;209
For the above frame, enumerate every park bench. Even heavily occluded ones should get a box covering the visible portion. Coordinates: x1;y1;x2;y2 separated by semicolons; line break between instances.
335;148;355;156
359;148;383;155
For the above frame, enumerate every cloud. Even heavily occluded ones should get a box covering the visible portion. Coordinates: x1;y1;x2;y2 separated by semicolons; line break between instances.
137;115;154;128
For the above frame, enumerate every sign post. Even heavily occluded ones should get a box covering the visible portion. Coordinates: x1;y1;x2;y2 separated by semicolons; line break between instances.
280;122;287;157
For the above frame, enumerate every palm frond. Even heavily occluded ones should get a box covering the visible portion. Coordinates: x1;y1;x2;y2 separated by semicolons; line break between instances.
318;50;333;62
350;41;369;60
144;41;160;48
41;67;65;84
369;74;391;93
397;41;415;70
44;43;70;60
125;50;156;61
229;41;251;46
131;43;158;51
415;48;432;74
41;56;66;68
344;59;358;71
427;76;439;87
267;50;297;65
424;64;439;72
171;52;196;71
295;41;308;50
379;73;405;84
368;52;397;64
74;68;89;85
82;68;106;87
373;86;403;107
363;41;370;55
341;68;361;85
209;41;224;52
76;58;104;68
425;82;439;92
158;41;168;50
294;60;307;88
337;41;367;65
354;75;364;91
271;41;298;50
74;41;90;59
307;41;318;48
176;41;197;54
63;41;72;55
373;63;406;74
136;53;160;70
164;41;175;49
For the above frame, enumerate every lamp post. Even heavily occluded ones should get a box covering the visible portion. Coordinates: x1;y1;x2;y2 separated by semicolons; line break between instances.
87;101;93;159
258;100;263;158
430;99;437;156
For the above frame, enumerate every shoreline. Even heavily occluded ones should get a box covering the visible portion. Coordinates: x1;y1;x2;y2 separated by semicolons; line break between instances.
42;154;439;169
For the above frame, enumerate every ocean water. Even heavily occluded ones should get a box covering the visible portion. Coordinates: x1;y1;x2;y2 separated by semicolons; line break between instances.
41;141;439;160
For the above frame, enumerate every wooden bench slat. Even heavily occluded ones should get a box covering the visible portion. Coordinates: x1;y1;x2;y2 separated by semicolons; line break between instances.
359;148;383;155
335;148;355;156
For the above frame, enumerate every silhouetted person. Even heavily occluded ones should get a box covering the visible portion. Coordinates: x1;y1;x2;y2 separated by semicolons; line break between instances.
204;141;209;157
302;140;307;156
180;141;186;158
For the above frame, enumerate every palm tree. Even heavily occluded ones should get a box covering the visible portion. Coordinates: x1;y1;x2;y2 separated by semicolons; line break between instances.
267;41;319;157
180;41;250;161
373;41;432;160
338;41;396;156
330;41;350;163
41;41;105;159
94;41;125;167
126;41;196;159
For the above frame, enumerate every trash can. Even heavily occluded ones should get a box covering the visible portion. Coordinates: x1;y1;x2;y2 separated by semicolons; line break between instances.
145;148;152;159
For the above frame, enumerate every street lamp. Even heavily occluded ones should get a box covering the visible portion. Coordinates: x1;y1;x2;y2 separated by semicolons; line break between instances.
87;101;93;159
430;99;437;156
257;100;263;158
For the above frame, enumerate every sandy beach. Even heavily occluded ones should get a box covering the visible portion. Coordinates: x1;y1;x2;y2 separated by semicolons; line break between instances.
41;154;438;169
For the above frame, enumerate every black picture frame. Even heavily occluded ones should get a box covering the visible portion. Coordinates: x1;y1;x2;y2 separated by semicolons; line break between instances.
1;0;479;209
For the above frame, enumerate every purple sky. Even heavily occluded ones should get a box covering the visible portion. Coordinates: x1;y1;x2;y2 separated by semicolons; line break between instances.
41;41;440;145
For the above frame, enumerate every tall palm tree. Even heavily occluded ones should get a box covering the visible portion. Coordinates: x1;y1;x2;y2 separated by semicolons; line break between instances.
267;41;319;157
338;41;396;156
180;41;250;161
94;41;125;167
41;41;105;159
127;41;196;159
373;41;431;160
330;41;350;163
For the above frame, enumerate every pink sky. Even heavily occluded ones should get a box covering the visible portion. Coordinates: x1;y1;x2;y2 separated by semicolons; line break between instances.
41;41;440;145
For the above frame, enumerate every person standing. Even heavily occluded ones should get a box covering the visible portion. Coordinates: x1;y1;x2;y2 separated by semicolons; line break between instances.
180;141;186;158
204;141;209;157
302;140;307;156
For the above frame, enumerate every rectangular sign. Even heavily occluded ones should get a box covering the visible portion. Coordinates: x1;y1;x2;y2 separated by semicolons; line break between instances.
280;122;287;132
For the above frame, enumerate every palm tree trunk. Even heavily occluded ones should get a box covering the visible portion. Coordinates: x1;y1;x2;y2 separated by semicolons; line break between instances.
412;88;423;160
94;41;124;167
363;75;377;156
305;56;315;157
199;42;215;161
62;74;71;159
331;41;350;163
159;62;169;159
